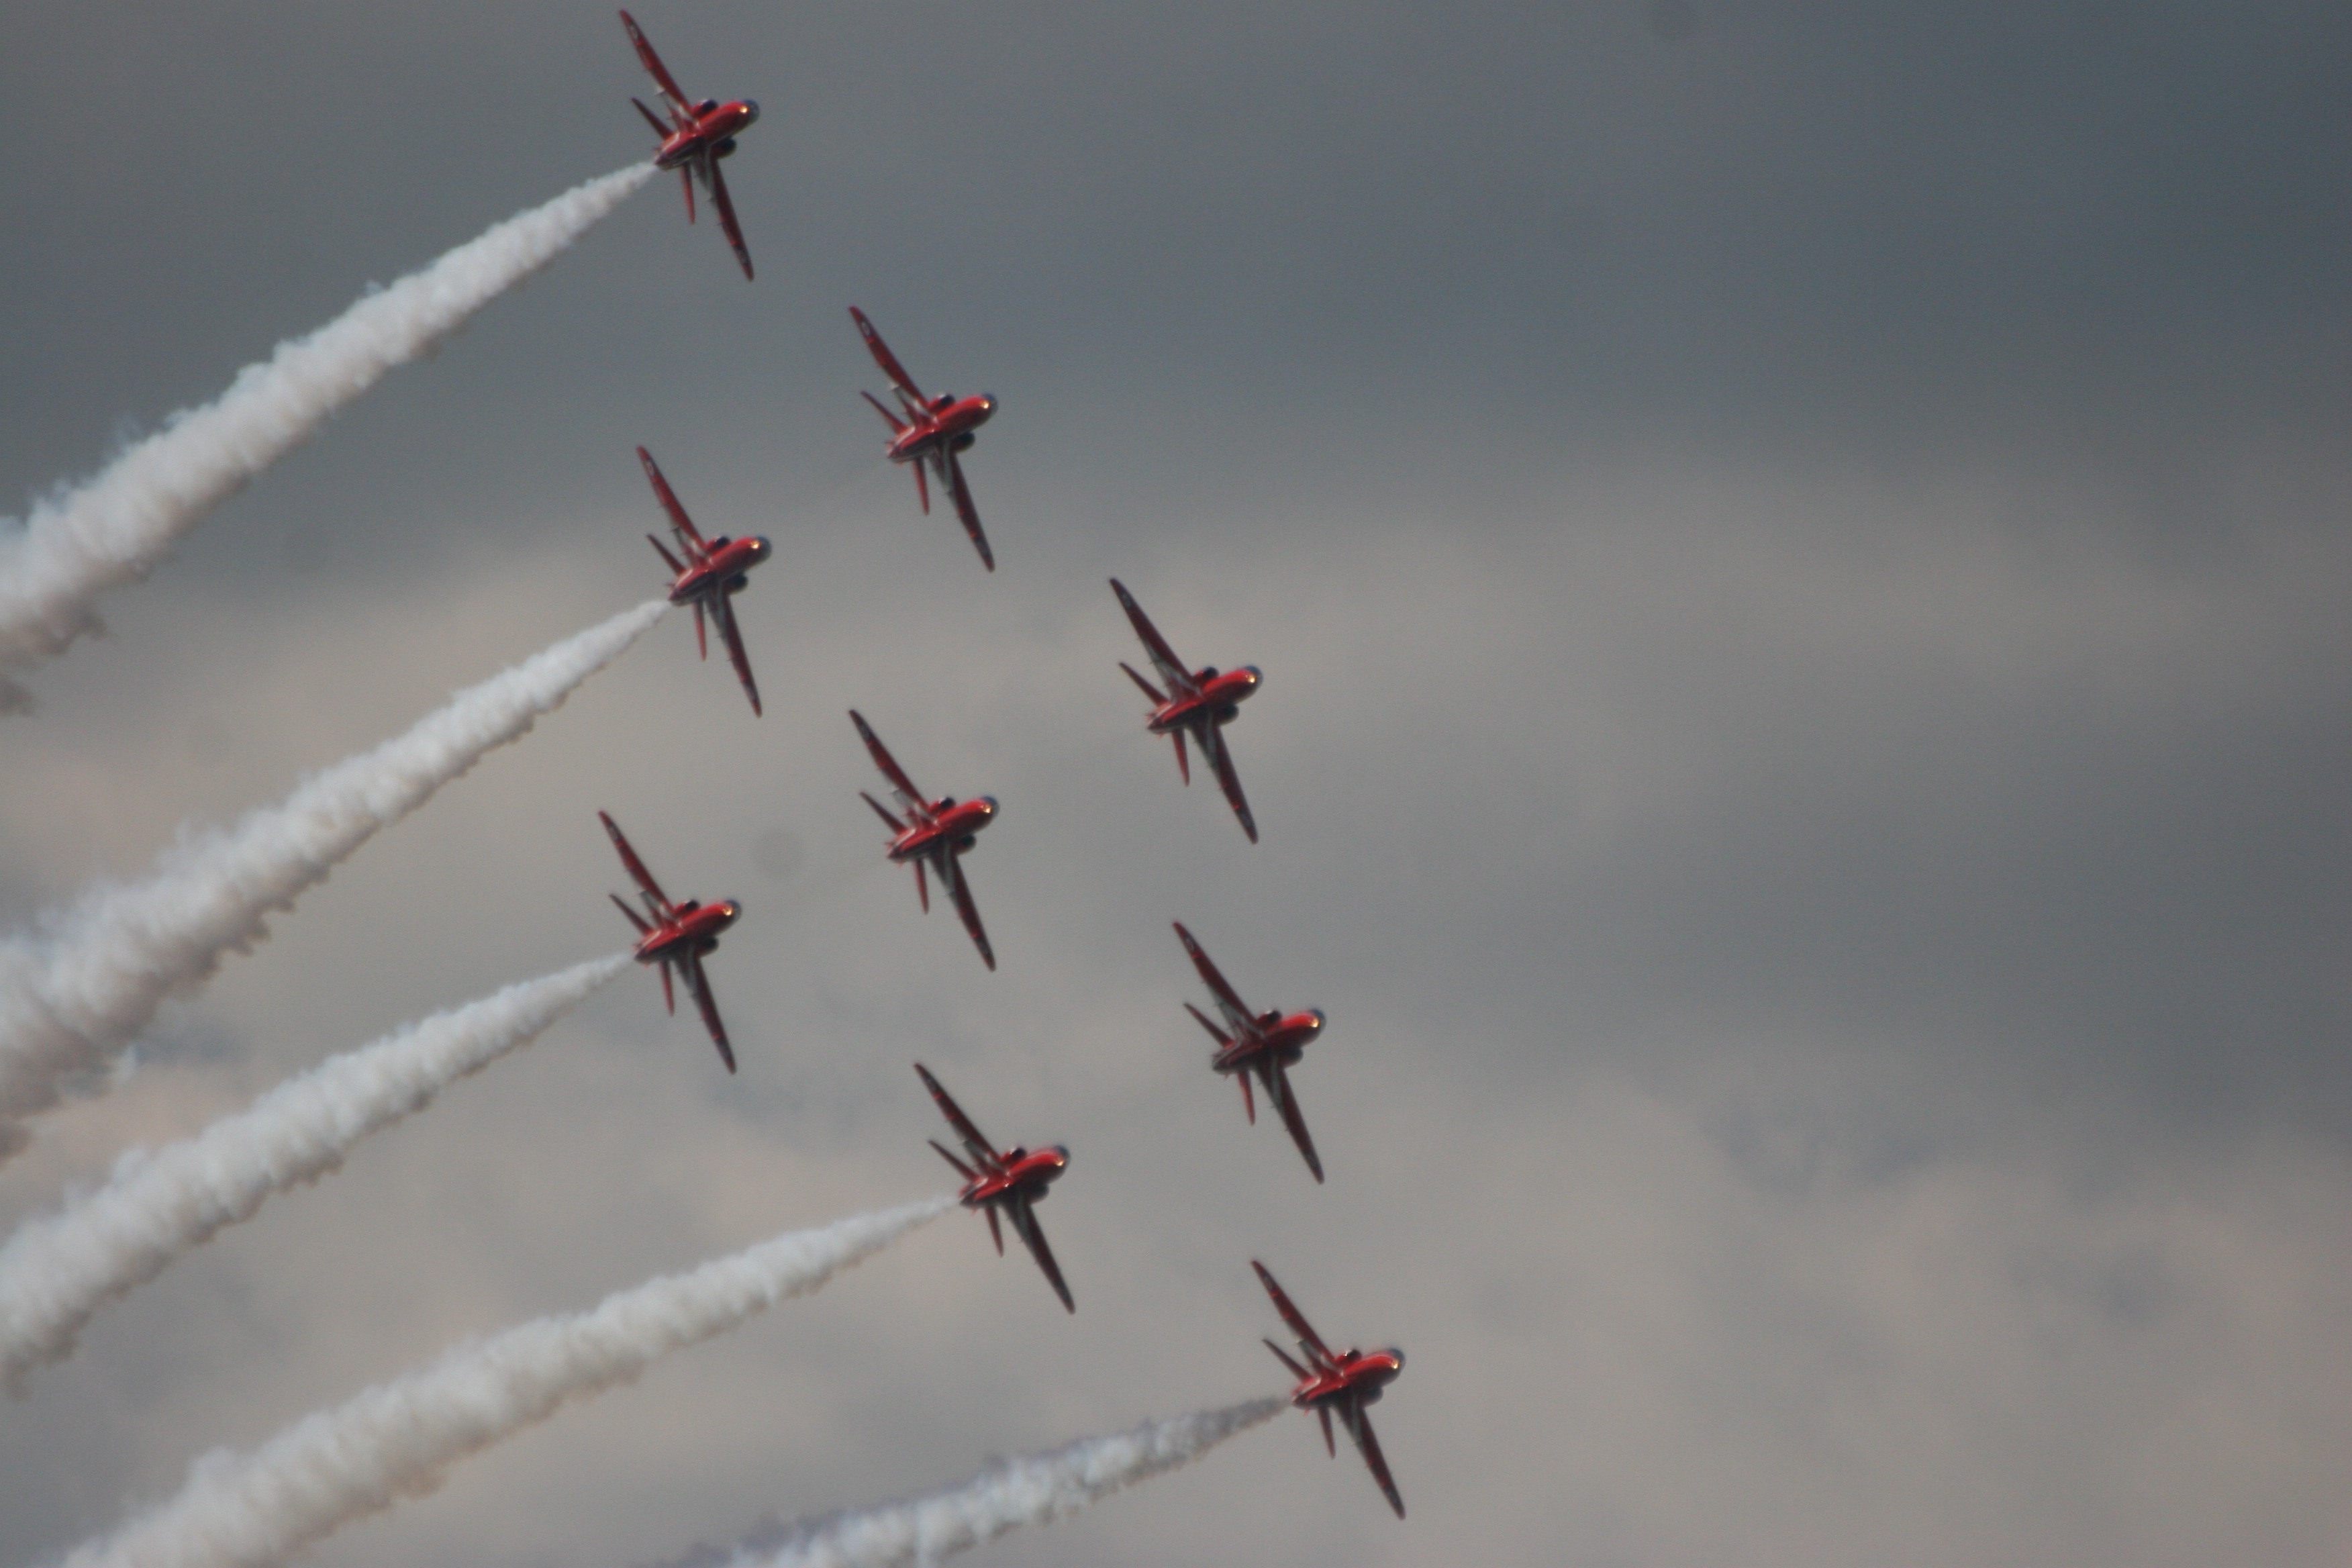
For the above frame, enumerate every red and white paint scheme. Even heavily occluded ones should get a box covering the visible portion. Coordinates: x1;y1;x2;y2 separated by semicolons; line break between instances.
1255;1261;1408;1518
1110;578;1263;842
916;1064;1075;1314
621;9;760;279
850;710;1000;971
599;811;742;1073
850;307;999;571
637;446;770;716
1174;922;1328;1181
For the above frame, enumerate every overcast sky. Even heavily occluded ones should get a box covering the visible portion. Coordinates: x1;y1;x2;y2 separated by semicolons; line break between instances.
3;3;2349;1565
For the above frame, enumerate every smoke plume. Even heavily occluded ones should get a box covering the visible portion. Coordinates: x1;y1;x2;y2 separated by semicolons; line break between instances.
0;597;669;1159
0;954;632;1389
691;1399;1287;1568
50;1196;952;1568
0;162;656;707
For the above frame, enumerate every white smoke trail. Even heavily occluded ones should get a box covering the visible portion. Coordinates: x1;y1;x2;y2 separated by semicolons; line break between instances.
53;1195;953;1568
0;162;656;706
0;597;669;1159
0;953;632;1389
703;1399;1287;1568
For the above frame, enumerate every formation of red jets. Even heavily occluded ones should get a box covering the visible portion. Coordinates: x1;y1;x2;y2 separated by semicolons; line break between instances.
609;10;1406;1520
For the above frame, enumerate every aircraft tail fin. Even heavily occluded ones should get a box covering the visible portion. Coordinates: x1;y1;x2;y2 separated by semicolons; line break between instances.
1119;660;1167;705
1265;1337;1311;1380
632;97;670;139
861;791;908;832
609;893;652;935
647;533;686;575
861;389;908;434
928;1138;977;1181
1183;1001;1234;1050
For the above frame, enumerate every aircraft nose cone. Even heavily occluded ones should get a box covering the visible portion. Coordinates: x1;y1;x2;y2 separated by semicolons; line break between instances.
1309;1009;1327;1032
1242;665;1263;687
980;795;1000;818
1387;1348;1406;1371
751;536;773;557
1050;1145;1070;1168
742;100;761;123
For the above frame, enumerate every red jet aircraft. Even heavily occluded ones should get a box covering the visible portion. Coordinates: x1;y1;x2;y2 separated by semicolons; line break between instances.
638;446;770;716
621;9;759;279
1110;579;1263;842
599;810;740;1073
1174;922;1327;1181
916;1064;1074;1312
850;710;999;970
850;307;999;571
1255;1261;1407;1518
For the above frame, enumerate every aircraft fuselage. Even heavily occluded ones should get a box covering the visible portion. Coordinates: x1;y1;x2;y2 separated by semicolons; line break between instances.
635;899;740;965
1216;1008;1324;1073
668;534;770;604
887;797;998;861
1148;666;1261;733
963;1144;1069;1208
1293;1348;1406;1411
654;101;759;168
887;395;997;463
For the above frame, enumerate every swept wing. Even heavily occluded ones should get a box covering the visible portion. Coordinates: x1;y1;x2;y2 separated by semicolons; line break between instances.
1110;579;1195;698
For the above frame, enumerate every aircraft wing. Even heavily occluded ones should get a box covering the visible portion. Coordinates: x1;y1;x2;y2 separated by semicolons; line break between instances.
1108;579;1195;697
638;446;708;556
1337;1400;1406;1518
1252;1261;1336;1366
1006;1193;1075;1313
1173;922;1254;1030
849;711;927;810
1199;720;1259;843
620;10;695;119
683;950;737;1074
1267;1063;1324;1183
939;847;996;971
945;451;994;572
705;153;754;281
712;590;762;716
915;1064;1001;1171
849;307;928;403
599;812;674;915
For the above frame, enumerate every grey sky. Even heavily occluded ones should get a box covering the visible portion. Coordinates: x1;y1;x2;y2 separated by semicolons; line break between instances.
2;4;2347;1565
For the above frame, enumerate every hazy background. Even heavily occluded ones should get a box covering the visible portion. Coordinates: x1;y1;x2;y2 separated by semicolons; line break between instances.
3;3;2348;1564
